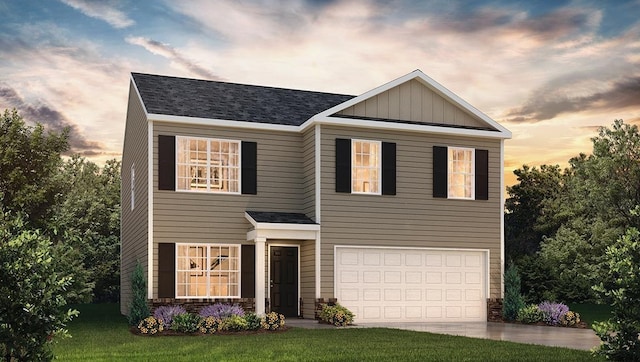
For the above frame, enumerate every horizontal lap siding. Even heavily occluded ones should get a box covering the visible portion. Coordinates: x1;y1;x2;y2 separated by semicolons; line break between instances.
152;123;306;297
120;84;149;315
319;125;502;299
302;128;316;219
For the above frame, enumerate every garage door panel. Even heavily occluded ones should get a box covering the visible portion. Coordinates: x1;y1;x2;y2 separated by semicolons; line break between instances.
336;247;487;323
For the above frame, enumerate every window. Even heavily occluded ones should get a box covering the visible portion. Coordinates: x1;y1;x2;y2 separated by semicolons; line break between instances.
176;137;240;193
130;163;135;210
176;244;240;298
448;147;474;199
351;139;381;194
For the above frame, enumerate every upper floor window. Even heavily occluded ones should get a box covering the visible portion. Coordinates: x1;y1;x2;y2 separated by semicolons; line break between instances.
176;136;240;193
448;147;474;199
352;139;381;194
176;243;240;298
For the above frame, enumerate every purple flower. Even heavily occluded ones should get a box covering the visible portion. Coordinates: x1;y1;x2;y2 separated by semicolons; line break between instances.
199;303;245;319
537;301;569;326
153;305;186;328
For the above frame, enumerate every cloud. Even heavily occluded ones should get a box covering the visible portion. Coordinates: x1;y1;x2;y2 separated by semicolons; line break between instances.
505;76;640;123
59;0;134;28
125;36;222;80
0;84;103;154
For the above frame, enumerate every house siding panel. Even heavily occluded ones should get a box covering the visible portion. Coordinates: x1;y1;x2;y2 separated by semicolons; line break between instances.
301;127;316;219
120;82;149;315
337;80;489;130
151;123;307;298
319;125;502;300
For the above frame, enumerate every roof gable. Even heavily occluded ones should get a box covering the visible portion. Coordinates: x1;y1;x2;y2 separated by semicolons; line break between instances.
131;73;353;126
308;70;511;137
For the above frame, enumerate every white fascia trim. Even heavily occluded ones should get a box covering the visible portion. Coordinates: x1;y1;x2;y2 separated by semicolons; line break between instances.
311;116;510;139
500;139;505;299
130;75;149;115
300;69;512;138
147;119;154;298
148;113;300;132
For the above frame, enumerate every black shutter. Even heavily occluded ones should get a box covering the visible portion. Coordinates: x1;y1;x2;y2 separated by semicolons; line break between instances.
241;141;257;195
382;142;396;195
433;146;448;198
241;245;255;298
158;135;175;190
158;243;175;298
475;149;489;200
335;138;351;193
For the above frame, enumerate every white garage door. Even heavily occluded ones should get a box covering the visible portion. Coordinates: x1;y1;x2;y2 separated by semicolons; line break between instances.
335;247;487;323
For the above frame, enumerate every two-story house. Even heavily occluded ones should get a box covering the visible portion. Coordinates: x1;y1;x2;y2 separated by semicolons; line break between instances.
121;70;511;323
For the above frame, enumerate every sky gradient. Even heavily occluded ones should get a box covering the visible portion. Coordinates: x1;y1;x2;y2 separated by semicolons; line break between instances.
1;0;639;187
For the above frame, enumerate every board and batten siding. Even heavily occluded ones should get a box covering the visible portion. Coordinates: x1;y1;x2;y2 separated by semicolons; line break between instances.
120;82;149;315
151;123;308;298
336;79;489;130
319;125;502;300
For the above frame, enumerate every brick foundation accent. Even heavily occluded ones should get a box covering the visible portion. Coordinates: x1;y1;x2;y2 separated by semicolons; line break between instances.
150;298;256;314
487;298;503;322
314;297;338;320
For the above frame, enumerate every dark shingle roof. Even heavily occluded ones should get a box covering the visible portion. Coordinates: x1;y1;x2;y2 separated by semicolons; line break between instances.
246;211;317;224
132;73;354;126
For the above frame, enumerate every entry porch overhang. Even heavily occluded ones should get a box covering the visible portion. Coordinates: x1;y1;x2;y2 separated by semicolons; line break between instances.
244;211;320;315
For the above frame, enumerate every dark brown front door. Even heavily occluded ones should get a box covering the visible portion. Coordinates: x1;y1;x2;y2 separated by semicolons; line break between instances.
270;246;298;317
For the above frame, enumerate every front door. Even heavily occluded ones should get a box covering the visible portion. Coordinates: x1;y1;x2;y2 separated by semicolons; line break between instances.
270;246;298;317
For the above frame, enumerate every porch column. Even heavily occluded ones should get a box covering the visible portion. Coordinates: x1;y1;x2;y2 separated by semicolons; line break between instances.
255;237;267;315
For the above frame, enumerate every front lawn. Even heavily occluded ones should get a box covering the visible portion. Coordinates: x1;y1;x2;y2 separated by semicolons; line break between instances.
54;304;602;361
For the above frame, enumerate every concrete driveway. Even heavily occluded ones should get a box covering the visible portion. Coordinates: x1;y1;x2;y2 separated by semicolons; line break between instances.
287;319;601;351
354;322;601;351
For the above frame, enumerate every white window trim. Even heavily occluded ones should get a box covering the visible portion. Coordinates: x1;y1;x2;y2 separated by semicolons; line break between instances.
130;163;135;211
174;243;241;299
447;146;475;200
351;139;382;195
175;136;242;194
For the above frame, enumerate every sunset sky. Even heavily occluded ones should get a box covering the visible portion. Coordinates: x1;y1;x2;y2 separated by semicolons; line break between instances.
1;0;639;187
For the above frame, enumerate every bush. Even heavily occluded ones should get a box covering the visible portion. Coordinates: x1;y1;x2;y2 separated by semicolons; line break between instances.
128;261;150;326
244;312;262;331
220;314;249;331
137;316;164;335
198;316;222;334
560;311;581;327
199;303;245;319
171;313;201;333
516;304;543;324
503;264;525;321
261;312;286;330
319;303;354;327
538;301;569;326
153;305;186;329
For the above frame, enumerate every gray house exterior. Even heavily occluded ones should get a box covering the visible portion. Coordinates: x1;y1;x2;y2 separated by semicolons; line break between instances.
121;70;511;323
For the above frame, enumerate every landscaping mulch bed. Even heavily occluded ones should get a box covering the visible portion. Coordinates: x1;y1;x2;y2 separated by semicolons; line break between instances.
130;326;290;336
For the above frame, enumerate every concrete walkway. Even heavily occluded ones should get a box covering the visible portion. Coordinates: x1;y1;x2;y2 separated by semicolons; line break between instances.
287;319;601;351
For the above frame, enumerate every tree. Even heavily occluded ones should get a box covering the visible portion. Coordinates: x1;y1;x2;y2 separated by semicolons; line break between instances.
592;226;640;360
0;214;78;361
52;156;121;302
128;261;150;326
502;264;525;321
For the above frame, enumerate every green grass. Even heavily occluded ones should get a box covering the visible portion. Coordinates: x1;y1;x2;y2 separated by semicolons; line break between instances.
53;304;603;361
570;303;612;326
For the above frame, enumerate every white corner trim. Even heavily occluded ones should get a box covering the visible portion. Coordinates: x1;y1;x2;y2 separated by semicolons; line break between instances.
147;119;154;298
500;139;505;299
148;113;300;132
314;124;322;298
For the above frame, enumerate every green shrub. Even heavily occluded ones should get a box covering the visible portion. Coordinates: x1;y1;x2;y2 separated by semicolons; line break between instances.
559;311;581;327
261;312;286;330
516;304;543;324
503;264;525;321
319;303;354;327
198;316;221;334
128;261;150;326
244;313;262;331
137;316;164;335
220;315;248;331
171;313;201;333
